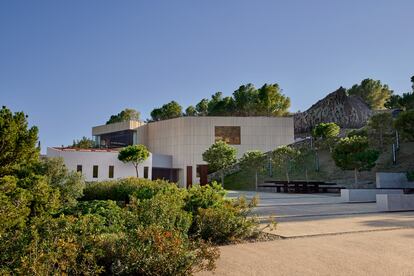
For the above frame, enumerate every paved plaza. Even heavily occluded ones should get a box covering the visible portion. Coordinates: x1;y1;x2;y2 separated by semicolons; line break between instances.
199;191;414;275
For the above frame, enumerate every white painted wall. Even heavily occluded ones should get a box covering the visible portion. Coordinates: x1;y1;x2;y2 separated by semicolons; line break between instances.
47;147;152;181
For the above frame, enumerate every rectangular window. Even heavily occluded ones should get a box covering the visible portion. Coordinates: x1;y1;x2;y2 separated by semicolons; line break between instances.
144;166;149;179
196;165;201;178
76;165;82;173
215;126;241;145
108;165;114;178
93;165;98;178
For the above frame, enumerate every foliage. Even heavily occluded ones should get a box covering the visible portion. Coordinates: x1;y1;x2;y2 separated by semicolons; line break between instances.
332;136;379;184
106;108;140;124
271;146;300;183
311;122;340;151
82;177;172;202
118;144;150;177
347;128;368;138
366;112;394;150
202;140;237;173
347;78;393;109
239;151;266;190
185;105;197;116
0;106;39;177
150;101;183;121
385;76;414;110
193;197;258;244
394;109;414;141
312;122;340;139
72;136;95;148
151;82;290;121
36;157;85;206
407;171;414;182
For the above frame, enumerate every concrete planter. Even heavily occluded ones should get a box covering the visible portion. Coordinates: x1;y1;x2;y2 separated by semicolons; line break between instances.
341;189;404;203
377;194;414;212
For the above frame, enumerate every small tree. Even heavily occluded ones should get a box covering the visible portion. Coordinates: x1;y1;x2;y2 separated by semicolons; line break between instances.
72;136;95;148
271;146;300;183
366;112;394;150
239;151;266;191
106;108;140;124
394;110;414;142
202;140;237;186
118;145;150;177
311;122;340;152
296;147;314;182
332;136;379;185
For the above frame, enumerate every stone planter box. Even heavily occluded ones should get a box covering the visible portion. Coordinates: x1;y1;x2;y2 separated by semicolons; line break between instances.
341;189;404;203
376;172;409;188
377;194;414;212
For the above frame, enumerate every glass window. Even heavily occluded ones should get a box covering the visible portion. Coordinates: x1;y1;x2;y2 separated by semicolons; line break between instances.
93;165;98;178
76;165;82;173
144;166;149;179
108;165;114;178
215;126;241;145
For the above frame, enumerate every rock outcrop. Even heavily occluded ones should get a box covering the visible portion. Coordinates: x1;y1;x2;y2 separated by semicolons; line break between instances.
294;87;372;133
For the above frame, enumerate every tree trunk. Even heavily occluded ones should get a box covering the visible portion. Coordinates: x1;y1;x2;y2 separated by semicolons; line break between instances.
354;168;358;186
135;165;139;178
255;170;258;191
305;168;309;183
286;170;290;183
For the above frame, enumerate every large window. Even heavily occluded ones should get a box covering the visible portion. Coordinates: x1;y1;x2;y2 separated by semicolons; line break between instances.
93;165;99;178
215;126;241;145
108;165;114;178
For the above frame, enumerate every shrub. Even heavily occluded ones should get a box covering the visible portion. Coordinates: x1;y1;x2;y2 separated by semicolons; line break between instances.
194;198;258;244
394;109;414;141
82;177;172;202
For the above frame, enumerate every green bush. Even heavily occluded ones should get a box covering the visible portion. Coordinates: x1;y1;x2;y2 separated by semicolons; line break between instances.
407;171;414;182
82;177;172;202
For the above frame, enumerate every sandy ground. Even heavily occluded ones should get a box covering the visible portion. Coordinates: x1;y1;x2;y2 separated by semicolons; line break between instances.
198;191;414;276
198;228;414;276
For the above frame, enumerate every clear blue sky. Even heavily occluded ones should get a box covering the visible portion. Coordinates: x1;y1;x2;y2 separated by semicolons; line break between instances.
1;0;413;152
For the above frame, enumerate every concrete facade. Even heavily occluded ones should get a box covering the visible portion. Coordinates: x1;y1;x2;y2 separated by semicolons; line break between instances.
49;116;294;186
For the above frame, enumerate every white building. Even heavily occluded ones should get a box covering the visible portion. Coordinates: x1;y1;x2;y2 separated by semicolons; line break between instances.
47;116;294;187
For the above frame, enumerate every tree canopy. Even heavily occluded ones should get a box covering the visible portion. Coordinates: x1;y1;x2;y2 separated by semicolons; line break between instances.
271;146;300;183
0;106;39;177
150;83;290;121
106;108;140;124
202;140;237;185
239;150;266;190
72;136;95;148
347;78;393;110
385;76;414;110
118;144;150;177
394;109;414;142
150;101;183;121
332;136;379;185
366;112;394;150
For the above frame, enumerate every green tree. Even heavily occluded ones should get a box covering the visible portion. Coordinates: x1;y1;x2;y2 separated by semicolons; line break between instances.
332;136;380;185
118;145;150;177
256;83;291;116
271;146;300;183
311;122;340;151
150;101;183;121
0;106;39;177
202;140;237;186
239;151;266;190
366;112;394;150
207;92;236;116
296;147;315;182
72;136;95;148
232;84;257;116
347;78;393;109
394;109;414;141
196;98;209;116
185;105;197;116
106;108;140;124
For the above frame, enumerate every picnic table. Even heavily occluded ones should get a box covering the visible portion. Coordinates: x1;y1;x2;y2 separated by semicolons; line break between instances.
259;180;343;193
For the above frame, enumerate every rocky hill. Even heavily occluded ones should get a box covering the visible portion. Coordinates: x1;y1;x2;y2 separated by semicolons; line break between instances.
294;87;372;133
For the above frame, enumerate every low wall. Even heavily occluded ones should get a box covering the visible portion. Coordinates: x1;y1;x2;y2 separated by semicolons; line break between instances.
377;194;414;212
376;172;409;188
341;189;404;203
